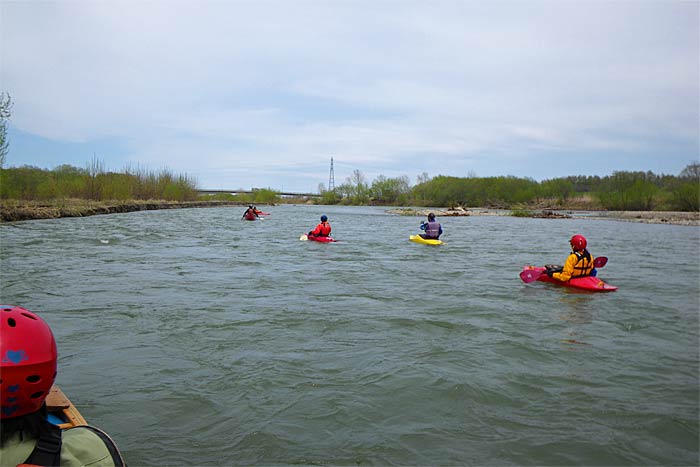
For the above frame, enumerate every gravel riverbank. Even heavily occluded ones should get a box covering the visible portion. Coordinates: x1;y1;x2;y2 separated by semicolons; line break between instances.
388;207;700;226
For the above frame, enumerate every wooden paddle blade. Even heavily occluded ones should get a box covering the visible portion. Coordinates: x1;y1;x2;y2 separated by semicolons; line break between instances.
520;268;543;283
594;256;608;268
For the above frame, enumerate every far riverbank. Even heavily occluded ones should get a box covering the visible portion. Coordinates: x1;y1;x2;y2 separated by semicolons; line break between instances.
0;199;247;222
389;207;700;226
1;200;698;226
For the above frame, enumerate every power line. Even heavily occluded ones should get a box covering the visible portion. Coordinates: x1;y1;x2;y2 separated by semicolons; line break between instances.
328;157;335;191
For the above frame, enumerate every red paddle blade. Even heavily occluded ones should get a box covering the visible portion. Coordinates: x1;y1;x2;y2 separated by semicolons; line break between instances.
520;268;543;283
594;256;608;268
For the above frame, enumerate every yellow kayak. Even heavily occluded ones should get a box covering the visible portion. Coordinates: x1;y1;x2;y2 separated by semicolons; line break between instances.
409;235;443;246
46;385;88;429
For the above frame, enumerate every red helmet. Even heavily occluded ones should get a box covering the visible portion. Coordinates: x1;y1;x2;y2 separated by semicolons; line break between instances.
570;234;587;251
1;306;57;419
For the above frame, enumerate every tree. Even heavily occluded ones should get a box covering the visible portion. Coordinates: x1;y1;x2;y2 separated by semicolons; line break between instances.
679;162;700;180
0;92;13;168
370;175;411;204
344;169;370;205
596;171;659;210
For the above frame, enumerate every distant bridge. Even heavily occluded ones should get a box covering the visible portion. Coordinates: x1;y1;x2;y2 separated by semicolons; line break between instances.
197;189;321;198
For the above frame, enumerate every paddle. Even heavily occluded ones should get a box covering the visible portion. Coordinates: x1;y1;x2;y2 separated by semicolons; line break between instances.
520;268;545;283
299;234;308;241
520;256;609;284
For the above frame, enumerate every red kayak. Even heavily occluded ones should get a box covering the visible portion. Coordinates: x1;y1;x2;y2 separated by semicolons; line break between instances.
243;213;258;221
520;266;617;292
300;234;336;243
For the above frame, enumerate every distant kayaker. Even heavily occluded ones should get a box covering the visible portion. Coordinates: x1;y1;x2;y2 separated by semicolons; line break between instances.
0;305;126;466
242;205;259;221
308;215;331;238
546;234;596;281
419;213;442;240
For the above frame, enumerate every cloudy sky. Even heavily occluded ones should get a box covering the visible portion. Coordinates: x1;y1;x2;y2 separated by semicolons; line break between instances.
2;0;698;192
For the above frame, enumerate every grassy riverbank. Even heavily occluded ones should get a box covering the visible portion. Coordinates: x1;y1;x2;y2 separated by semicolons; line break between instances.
0;199;247;222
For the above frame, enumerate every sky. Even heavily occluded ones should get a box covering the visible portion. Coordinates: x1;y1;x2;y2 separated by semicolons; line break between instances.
1;0;698;193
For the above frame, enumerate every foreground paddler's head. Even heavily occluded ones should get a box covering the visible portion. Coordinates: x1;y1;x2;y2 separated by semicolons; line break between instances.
321;215;328;222
0;305;57;419
570;234;587;252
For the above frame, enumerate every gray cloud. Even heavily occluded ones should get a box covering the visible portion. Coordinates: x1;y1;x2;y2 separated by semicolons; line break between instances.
2;0;697;190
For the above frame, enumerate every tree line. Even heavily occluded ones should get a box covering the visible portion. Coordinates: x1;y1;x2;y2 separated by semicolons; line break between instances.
0;159;199;202
321;164;699;211
2;162;698;211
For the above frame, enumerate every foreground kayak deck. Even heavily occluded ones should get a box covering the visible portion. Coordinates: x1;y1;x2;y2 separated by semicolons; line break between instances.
409;234;443;245
46;385;88;429
521;266;618;292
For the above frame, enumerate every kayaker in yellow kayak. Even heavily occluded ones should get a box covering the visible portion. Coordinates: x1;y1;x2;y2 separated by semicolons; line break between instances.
419;213;442;240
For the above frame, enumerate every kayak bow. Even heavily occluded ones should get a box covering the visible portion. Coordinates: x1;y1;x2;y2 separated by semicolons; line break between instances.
46;385;88;429
409;235;443;246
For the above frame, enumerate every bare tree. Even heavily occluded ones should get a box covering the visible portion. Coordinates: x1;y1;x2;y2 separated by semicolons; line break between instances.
0;92;13;168
679;162;700;180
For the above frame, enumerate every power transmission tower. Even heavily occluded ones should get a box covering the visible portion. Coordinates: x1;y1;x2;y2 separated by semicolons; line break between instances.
328;157;335;191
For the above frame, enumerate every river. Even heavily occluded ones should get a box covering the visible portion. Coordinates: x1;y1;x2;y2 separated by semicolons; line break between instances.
1;205;698;466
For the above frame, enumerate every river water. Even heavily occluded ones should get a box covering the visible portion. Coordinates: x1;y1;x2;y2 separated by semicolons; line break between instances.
1;205;698;466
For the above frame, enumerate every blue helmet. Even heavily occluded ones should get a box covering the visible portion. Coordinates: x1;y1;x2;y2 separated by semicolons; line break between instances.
321;215;328;222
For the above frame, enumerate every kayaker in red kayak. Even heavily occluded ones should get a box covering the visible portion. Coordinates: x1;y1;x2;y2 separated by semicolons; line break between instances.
241;205;259;221
419;213;442;240
546;234;597;281
308;215;331;239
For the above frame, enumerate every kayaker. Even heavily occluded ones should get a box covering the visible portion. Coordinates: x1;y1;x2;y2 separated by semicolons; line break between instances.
0;305;126;466
308;215;331;238
546;234;596;281
242;205;259;220
419;213;442;240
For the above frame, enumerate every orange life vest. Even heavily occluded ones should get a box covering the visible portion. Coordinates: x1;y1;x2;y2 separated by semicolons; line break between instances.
311;222;331;236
